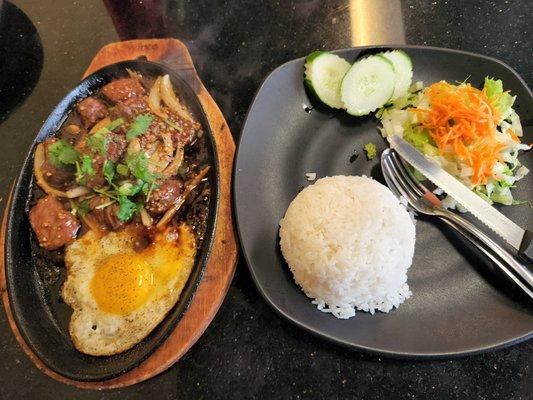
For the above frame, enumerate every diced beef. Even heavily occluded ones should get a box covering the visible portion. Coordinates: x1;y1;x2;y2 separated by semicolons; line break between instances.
116;96;148;121
62;124;81;136
138;118;169;150
88;196;124;231
101;78;145;103
74;130;126;184
145;179;184;215
41;161;74;188
84;155;106;189
106;132;128;162
169;115;201;147
74;128;126;164
42;138;75;188
76;97;108;128
73;132;90;154
29;195;80;250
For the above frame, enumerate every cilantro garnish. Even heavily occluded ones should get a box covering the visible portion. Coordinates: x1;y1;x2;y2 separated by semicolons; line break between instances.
117;180;143;197
125;151;158;183
77;200;90;215
87;129;109;155
126;114;153;141
81;155;95;176
93;186;118;201
70;199;90;216
47;140;80;168
103;160;115;184
87;118;125;155
116;195;138;221
75;155;94;184
144;181;157;201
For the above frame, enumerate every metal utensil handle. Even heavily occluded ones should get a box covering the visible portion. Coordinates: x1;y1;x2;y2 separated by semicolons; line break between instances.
519;230;533;263
436;209;533;289
439;217;533;300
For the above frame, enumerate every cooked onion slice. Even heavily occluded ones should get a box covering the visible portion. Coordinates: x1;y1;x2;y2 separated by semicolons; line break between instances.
127;137;142;155
146;132;174;173
163;145;184;177
66;186;91;198
148;76;168;120
139;206;153;227
126;68;143;81
34;143;90;198
160;74;194;122
156;166;210;229
89;117;111;134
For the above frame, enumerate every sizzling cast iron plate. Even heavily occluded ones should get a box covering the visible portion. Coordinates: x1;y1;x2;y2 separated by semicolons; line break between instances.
234;46;532;358
5;60;219;380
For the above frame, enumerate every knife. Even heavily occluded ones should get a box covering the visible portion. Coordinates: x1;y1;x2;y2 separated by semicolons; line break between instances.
389;135;533;263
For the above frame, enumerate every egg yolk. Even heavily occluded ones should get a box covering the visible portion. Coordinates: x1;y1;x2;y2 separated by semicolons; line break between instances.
90;253;155;315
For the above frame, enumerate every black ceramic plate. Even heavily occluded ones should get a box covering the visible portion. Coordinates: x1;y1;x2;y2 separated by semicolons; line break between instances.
5;60;218;380
235;46;533;358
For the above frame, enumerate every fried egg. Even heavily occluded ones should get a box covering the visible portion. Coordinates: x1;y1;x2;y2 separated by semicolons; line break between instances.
62;224;196;356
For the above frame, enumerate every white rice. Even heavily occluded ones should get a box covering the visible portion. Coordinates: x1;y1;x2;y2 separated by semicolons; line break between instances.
279;175;416;319
305;172;317;181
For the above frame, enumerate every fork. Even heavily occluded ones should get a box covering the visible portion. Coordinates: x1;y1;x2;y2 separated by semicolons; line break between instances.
381;148;533;300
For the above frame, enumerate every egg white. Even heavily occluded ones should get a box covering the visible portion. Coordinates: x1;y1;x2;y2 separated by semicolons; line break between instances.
62;224;196;356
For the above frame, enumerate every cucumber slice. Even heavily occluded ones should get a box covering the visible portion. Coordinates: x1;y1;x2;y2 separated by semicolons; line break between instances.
340;55;395;116
304;51;351;109
380;50;413;101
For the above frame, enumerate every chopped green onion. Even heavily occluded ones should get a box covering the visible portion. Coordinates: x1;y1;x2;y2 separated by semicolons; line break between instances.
363;142;377;160
106;118;125;131
116;163;129;176
163;118;182;132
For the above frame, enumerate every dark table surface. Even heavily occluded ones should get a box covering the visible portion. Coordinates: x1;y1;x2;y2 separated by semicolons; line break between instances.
0;0;531;399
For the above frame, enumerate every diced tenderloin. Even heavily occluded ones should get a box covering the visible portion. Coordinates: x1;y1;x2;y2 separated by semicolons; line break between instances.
106;132;128;162
76;97;108;128
84;155;106;189
88;196;125;231
29;195;80;250
116;96;149;120
169;115;201;147
145;179;184;215
101;79;145;103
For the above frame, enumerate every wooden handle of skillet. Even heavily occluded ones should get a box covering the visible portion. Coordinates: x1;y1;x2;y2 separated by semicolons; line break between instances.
1;38;238;390
84;39;196;79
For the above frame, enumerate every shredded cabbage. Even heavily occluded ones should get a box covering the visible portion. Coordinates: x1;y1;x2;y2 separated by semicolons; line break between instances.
378;77;529;208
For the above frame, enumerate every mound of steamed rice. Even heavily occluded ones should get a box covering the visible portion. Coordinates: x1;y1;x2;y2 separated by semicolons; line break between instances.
279;175;416;319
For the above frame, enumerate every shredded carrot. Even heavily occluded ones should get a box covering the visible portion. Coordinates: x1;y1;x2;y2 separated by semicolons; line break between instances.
423;190;442;207
507;128;520;143
410;81;516;185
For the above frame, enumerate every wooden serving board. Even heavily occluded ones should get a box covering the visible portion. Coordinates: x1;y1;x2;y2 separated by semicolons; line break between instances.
0;39;238;389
